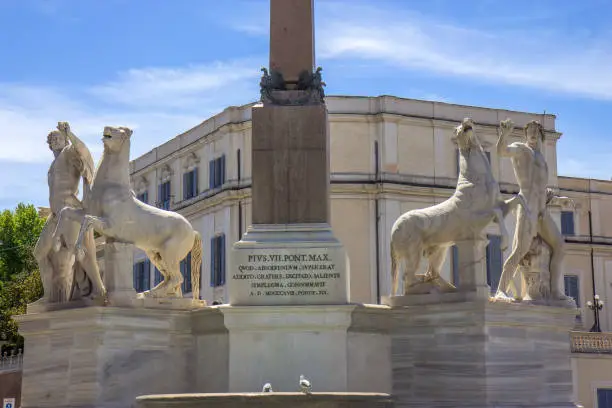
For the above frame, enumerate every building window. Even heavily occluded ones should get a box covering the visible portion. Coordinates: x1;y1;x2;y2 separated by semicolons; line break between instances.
183;168;198;200
133;260;150;292
597;388;612;408
561;211;575;235
451;245;459;287
209;155;226;189
210;234;226;287
137;191;148;204
564;275;580;307
486;235;503;293
154;267;163;286
180;253;192;294
158;181;171;210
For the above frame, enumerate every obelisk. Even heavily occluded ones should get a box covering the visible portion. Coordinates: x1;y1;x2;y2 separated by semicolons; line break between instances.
228;0;349;306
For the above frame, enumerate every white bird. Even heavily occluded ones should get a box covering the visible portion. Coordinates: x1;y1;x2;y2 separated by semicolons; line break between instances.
299;375;312;394
262;383;273;392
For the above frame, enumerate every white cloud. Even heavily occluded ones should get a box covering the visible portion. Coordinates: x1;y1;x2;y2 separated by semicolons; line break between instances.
90;60;261;110
315;3;612;100
0;59;262;210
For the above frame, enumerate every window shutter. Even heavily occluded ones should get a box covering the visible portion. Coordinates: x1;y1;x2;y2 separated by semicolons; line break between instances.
221;155;226;185
220;234;226;285
154;267;162;285
158;184;162;207
183;172;189;200
486;235;503;293
193;169;198;196
210;237;216;287
133;263;138;291
209;160;215;189
144;260;151;290
451;245;459;287
561;212;575;235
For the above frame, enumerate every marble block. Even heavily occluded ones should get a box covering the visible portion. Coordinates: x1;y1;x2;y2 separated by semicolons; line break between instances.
135;392;395;408
389;294;579;408
16;307;195;408
201;304;392;394
104;241;137;307
228;223;349;306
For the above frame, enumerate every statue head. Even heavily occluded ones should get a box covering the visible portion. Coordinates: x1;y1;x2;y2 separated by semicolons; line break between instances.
524;120;545;148
102;126;133;152
455;117;478;149
47;130;68;153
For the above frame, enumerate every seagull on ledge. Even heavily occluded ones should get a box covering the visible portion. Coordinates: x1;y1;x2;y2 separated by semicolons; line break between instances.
299;375;312;394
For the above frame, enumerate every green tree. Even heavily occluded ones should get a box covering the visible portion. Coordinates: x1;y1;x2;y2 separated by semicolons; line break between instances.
0;203;45;352
0;270;43;353
0;203;45;281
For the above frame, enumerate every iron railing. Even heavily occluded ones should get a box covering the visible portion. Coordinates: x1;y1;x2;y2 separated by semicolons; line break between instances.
0;349;23;372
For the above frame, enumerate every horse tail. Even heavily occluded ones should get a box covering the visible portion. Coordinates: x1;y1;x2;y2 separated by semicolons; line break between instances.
191;231;203;301
391;245;398;296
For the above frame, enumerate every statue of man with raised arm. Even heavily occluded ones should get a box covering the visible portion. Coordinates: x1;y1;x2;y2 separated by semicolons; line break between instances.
33;122;105;305
495;119;568;301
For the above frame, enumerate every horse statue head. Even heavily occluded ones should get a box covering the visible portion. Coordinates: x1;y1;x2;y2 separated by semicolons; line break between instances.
102;126;133;153
454;117;482;151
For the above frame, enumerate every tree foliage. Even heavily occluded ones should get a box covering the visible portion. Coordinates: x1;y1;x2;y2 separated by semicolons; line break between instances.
0;203;45;280
0;203;45;353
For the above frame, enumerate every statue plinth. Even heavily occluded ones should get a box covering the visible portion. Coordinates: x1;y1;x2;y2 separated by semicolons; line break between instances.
104;240;137;307
389;294;579;408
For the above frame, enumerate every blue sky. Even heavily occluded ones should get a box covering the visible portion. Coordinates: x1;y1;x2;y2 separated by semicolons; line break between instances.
1;0;612;210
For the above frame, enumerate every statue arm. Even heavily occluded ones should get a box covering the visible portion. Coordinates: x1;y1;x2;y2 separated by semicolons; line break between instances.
496;118;520;158
58;122;95;185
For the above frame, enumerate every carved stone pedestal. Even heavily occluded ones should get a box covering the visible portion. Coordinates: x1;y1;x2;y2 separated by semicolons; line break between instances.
135;392;394;408
228;223;349;306
454;238;491;298
104;241;137;307
389;294;579;408
17;307;195;408
212;304;391;394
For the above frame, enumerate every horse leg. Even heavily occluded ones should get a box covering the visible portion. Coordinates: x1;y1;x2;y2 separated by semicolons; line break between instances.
425;246;448;280
75;215;110;261
401;244;422;295
162;257;183;298
143;250;170;297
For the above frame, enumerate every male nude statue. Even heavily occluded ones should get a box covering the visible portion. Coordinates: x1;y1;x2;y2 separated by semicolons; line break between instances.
495;119;568;300
33;122;106;303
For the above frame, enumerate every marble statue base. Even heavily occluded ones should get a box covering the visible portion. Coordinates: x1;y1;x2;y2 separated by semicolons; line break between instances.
17;304;391;408
228;223;350;305
212;304;391;393
389;293;579;408
16;307;195;408
135;392;394;408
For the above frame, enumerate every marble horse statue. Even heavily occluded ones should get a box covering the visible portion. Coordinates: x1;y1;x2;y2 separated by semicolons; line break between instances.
390;118;515;296
53;123;203;300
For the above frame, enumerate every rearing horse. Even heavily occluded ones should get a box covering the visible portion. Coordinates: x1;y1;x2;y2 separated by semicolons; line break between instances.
53;125;202;299
390;118;515;296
